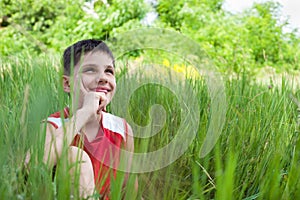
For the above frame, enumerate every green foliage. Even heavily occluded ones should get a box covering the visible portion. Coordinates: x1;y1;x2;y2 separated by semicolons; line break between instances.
156;0;224;30
156;0;185;30
156;0;300;73
0;0;149;54
0;0;83;55
1;0;67;31
242;2;293;65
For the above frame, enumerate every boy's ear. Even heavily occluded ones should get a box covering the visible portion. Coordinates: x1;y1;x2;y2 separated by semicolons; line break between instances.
62;75;71;93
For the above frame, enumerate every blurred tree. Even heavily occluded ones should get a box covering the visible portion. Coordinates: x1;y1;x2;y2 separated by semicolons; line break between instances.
156;0;299;72
242;2;298;66
0;0;149;54
156;0;184;30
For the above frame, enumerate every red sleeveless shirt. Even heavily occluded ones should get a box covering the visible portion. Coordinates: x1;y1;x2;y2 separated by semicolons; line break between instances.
47;108;128;197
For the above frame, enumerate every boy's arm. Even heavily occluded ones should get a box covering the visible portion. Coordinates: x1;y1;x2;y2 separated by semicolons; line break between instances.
24;120;73;169
42;108;90;167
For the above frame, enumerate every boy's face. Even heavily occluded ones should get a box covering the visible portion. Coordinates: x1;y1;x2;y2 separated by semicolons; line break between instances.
64;51;116;111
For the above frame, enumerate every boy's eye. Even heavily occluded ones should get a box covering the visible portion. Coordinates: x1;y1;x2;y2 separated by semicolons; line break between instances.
83;67;96;73
105;68;114;75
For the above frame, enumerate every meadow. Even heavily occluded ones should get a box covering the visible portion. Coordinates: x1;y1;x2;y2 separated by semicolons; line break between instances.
1;52;300;200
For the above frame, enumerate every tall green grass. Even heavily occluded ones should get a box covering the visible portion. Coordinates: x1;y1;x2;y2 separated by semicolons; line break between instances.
1;53;300;199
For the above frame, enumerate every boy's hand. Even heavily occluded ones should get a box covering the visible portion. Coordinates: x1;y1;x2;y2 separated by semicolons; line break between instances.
77;78;108;123
82;91;107;120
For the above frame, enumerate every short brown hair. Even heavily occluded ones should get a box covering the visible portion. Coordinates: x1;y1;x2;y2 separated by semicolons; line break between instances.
63;39;114;75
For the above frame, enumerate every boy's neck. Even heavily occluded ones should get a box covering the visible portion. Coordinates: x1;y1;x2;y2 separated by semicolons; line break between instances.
83;119;101;142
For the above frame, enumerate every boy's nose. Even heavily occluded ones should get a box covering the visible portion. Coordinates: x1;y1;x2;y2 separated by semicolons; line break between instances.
96;73;108;84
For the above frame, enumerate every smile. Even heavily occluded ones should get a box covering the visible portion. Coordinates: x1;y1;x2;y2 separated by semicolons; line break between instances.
95;87;110;94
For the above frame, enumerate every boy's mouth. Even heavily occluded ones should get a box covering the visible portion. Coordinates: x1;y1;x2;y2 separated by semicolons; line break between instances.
95;87;110;94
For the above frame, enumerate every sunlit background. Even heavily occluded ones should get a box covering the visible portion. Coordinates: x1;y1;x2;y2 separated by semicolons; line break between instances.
223;0;300;31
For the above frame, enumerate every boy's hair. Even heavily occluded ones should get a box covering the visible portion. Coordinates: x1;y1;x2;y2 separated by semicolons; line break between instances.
63;39;114;76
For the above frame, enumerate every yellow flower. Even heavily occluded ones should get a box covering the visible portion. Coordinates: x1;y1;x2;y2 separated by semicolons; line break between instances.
173;64;185;73
163;59;170;67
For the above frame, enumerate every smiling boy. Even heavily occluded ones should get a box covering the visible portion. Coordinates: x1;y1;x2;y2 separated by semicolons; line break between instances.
44;39;135;199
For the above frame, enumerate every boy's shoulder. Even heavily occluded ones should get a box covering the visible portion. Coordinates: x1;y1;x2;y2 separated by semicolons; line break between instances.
46;108;70;129
102;112;127;141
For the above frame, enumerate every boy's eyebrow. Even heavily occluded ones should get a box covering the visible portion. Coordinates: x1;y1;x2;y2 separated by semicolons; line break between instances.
81;63;98;67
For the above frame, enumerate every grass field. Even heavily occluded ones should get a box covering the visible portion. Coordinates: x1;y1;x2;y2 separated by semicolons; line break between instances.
1;53;300;200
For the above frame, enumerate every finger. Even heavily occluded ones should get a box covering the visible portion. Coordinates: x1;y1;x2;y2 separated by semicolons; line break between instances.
79;77;88;96
97;99;107;111
84;92;101;113
96;93;108;113
94;92;107;102
73;74;88;101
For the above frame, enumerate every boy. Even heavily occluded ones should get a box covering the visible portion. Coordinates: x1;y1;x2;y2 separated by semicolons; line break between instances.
44;39;135;199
